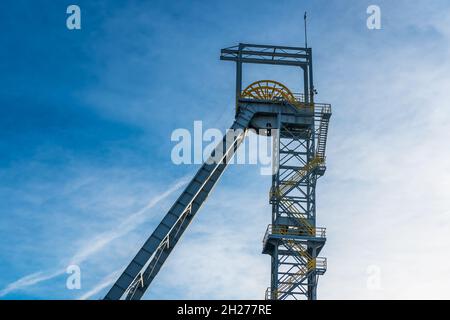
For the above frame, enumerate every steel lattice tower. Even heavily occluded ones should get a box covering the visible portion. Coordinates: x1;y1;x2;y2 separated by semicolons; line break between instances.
104;43;331;300
264;107;329;300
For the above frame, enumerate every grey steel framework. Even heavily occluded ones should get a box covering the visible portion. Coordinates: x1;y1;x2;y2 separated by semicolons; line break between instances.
104;43;331;300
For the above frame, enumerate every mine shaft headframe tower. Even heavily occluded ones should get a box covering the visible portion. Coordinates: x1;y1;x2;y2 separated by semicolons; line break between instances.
221;43;330;300
104;42;330;301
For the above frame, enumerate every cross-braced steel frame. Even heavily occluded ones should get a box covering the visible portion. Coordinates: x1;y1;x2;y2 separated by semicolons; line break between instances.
221;43;328;300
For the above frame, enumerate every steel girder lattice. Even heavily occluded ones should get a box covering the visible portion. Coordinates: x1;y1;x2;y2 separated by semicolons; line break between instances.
263;121;327;300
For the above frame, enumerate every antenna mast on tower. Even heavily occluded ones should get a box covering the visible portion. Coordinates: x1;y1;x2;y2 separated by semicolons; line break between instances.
304;11;308;48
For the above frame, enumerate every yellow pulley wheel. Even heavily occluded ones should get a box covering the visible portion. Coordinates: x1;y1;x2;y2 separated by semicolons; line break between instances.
241;80;296;103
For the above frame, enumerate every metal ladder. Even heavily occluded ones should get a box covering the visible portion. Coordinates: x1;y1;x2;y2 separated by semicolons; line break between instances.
270;104;331;200
316;105;331;159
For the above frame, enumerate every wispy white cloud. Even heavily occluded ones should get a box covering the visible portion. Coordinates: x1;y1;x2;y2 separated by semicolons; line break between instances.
69;176;190;266
0;176;189;297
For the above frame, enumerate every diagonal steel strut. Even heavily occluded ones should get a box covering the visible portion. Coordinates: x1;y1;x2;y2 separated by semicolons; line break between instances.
104;107;255;300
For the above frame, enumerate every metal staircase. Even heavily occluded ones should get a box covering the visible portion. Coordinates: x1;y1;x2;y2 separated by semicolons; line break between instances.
273;156;324;198
269;103;331;236
316;105;331;158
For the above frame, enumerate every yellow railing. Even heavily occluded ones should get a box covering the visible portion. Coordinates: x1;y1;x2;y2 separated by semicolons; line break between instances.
264;224;326;242
267;197;326;237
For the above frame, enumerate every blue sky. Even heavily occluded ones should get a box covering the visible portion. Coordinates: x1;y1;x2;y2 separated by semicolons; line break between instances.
1;0;450;299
